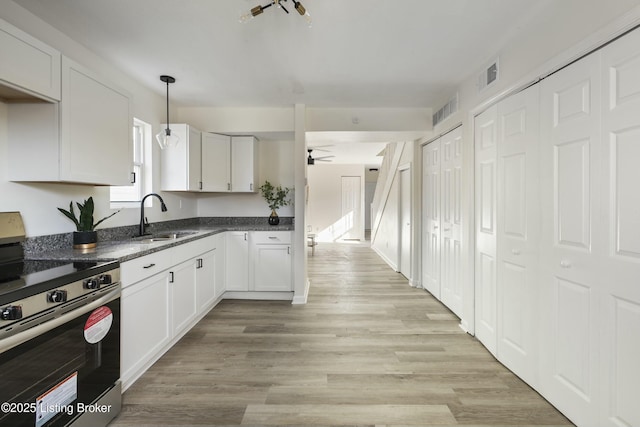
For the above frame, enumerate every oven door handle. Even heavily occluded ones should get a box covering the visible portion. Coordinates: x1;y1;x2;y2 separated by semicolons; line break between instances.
0;287;120;354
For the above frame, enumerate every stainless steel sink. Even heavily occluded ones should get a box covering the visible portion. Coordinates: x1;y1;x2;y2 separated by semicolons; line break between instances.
132;231;197;243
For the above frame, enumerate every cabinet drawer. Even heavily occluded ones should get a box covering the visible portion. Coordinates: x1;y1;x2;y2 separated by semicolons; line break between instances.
121;250;172;287
252;231;292;245
172;235;217;264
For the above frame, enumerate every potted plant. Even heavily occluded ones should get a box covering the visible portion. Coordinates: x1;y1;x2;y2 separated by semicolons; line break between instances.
58;197;119;249
259;180;292;226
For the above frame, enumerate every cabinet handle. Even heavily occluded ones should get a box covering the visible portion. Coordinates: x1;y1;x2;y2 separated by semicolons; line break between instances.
250;183;253;191
433;224;439;229
143;263;156;269
199;181;203;190
130;172;136;184
228;183;231;191
169;271;174;283
268;236;278;240
196;258;203;269
287;246;290;255
511;249;521;255
560;260;572;269
244;233;247;241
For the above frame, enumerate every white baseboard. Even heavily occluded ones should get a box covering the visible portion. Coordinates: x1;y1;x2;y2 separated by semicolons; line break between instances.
223;291;293;301
292;278;310;304
371;245;398;272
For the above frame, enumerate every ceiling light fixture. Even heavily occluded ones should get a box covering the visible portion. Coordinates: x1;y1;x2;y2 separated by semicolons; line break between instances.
156;75;180;150
240;0;312;26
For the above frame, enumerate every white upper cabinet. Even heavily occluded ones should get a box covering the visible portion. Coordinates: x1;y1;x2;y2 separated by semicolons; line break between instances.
160;124;203;191
231;136;259;192
8;57;133;185
0;18;61;101
163;132;258;192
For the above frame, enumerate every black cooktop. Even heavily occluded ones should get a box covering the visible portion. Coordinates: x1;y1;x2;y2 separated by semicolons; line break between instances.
0;259;119;305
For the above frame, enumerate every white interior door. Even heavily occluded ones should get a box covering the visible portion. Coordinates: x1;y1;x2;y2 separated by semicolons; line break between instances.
539;52;601;426
474;105;498;355
599;28;640;427
399;168;411;279
496;84;540;385
341;176;362;240
422;141;441;298
440;127;464;318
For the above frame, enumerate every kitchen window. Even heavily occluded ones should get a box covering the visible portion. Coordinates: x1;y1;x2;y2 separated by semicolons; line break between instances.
110;118;152;207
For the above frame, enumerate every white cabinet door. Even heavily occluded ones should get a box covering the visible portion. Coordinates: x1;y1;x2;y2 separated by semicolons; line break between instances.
225;231;249;291
421;140;441;299
539;52;601;426
496;84;540;386
231;136;258;192
214;234;226;298
160;124;202;191
121;272;171;388
253;244;292;292
599;28;640;427
0;18;61;101
474;105;498;356
170;259;197;337
195;249;217;313
440;126;464;318
60;57;132;185
202;132;231;192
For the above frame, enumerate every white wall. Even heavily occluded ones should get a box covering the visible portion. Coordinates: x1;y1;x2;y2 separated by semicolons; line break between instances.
0;2;199;237
428;0;640;334
196;139;295;217
307;164;365;242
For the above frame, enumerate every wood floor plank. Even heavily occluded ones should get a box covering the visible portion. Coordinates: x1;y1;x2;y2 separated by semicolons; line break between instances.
111;241;573;426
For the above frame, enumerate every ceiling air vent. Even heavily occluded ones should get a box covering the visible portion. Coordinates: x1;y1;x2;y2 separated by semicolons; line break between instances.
433;92;459;127
478;57;499;92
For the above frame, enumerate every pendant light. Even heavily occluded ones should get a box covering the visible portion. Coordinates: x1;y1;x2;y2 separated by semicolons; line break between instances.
156;75;180;150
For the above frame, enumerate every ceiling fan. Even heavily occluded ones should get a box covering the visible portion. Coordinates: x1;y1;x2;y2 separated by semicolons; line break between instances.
307;148;334;165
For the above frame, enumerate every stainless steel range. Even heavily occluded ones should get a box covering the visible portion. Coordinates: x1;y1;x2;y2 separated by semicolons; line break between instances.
0;212;121;427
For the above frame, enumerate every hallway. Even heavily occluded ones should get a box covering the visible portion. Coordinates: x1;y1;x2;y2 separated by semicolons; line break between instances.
112;241;573;426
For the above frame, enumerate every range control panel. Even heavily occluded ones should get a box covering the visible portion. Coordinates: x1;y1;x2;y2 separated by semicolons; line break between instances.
0;269;120;327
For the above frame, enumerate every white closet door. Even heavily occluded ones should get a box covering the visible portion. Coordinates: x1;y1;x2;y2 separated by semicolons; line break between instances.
600;28;640;427
474;105;498;355
440;127;464;318
422;140;441;298
496;84;540;386
539;52;602;426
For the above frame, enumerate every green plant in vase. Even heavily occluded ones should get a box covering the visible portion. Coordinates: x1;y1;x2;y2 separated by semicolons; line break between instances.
58;196;119;248
259;180;292;226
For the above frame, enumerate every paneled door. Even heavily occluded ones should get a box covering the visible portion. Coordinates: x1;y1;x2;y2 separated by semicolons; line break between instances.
539;52;601;426
474;105;498;355
341;176;362;240
399;167;412;280
440;127;464;318
599;28;640;427
422;141;441;298
496;84;540;386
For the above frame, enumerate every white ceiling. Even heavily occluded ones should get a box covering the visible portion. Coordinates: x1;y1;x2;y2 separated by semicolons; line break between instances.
12;0;547;164
14;0;544;109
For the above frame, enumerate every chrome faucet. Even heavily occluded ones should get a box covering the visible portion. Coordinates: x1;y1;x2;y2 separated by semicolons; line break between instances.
138;193;168;236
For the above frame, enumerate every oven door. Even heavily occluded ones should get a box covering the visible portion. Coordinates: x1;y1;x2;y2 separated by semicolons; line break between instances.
0;287;120;427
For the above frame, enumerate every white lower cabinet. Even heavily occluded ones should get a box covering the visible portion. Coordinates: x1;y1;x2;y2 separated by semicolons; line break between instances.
252;232;292;292
225;231;249;291
169;259;197;337
121;271;171;390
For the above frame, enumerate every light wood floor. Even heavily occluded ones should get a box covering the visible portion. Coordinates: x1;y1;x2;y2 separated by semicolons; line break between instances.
111;241;574;426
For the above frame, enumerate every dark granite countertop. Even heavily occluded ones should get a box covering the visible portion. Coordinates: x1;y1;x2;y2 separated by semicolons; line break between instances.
25;222;294;263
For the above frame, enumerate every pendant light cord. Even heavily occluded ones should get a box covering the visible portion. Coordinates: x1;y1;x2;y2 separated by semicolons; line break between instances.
165;80;170;134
